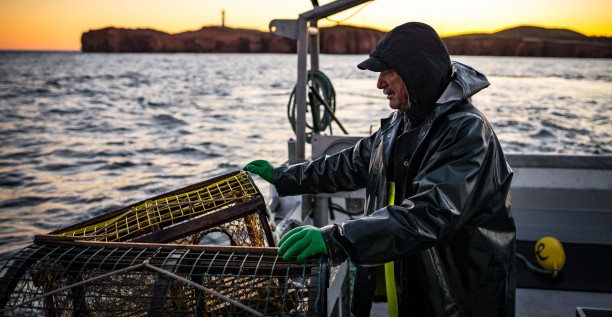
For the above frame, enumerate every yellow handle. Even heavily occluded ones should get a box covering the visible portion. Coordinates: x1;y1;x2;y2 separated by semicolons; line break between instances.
385;182;398;317
387;181;396;206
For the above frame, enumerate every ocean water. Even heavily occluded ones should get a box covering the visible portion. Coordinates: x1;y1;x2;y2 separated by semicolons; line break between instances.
0;52;611;259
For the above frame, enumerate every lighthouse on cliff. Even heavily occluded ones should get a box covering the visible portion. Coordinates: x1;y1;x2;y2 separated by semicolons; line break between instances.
221;10;226;28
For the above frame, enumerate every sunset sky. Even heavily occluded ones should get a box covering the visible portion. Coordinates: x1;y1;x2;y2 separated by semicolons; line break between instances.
1;0;611;51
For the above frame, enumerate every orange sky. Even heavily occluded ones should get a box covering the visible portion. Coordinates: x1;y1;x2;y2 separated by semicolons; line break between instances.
1;0;611;51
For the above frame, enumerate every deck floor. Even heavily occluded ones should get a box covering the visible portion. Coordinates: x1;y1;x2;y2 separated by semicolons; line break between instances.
368;289;612;316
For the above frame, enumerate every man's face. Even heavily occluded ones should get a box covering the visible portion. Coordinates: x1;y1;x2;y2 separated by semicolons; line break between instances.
377;69;409;111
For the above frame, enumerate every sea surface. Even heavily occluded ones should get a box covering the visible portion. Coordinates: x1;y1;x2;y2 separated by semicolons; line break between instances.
0;52;611;259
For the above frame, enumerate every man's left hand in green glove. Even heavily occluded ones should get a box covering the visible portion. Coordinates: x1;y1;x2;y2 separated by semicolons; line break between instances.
278;225;328;262
242;160;274;183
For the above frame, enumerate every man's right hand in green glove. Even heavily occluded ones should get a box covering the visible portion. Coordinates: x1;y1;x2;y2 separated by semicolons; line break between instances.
242;160;274;183
278;225;328;262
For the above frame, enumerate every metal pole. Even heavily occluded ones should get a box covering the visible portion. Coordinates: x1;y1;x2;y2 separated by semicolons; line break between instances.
309;21;329;227
309;21;320;71
309;22;321;135
295;18;308;162
301;0;370;21
313;196;329;227
309;83;349;134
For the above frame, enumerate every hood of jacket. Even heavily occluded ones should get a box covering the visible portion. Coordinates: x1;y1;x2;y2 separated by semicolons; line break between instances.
437;61;490;104
364;22;453;127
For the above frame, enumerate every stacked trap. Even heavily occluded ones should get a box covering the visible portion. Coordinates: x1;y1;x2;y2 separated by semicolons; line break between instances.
0;171;349;316
38;170;274;246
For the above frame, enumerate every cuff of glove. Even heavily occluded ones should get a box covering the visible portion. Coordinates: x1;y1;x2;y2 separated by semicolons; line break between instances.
321;224;349;266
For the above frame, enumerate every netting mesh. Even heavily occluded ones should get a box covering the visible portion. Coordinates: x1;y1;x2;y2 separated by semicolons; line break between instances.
0;243;325;316
0;171;339;315
38;171;273;247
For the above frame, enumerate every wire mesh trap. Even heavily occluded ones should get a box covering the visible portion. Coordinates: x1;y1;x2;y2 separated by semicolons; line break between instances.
35;171;274;247
0;242;343;316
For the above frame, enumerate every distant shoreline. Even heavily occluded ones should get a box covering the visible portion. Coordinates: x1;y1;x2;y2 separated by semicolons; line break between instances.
4;24;612;59
79;24;611;58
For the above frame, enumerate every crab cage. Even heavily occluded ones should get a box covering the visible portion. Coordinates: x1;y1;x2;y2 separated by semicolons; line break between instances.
0;242;350;316
36;171;275;247
0;171;350;316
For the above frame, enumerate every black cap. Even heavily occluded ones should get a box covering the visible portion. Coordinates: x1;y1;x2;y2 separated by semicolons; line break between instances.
357;56;390;72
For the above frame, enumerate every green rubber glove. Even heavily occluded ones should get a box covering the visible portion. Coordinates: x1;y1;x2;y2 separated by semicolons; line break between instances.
278;225;328;262
242;160;273;183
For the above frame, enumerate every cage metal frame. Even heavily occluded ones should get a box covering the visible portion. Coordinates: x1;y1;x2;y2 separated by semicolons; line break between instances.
0;241;334;316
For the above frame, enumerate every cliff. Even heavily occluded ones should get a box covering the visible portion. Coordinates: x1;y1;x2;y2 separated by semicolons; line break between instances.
81;27;295;53
319;25;385;54
81;25;612;58
442;26;612;58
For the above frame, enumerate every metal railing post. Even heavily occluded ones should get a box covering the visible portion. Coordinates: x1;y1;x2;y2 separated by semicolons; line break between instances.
295;18;309;162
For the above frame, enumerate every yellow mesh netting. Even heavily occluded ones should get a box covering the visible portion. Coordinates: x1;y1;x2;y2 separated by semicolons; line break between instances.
56;171;263;244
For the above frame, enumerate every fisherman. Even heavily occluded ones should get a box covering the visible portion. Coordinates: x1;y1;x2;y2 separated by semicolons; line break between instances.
244;22;515;317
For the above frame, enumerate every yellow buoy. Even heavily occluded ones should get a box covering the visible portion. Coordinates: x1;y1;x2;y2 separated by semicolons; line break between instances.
534;236;566;277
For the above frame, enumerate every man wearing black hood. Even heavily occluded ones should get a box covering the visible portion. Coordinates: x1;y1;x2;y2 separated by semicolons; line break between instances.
244;22;516;316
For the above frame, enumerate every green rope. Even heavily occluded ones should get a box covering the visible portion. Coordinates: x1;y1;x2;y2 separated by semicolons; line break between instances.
516;253;560;277
287;70;336;143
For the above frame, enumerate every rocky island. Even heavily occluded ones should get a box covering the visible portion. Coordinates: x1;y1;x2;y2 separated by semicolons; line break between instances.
81;25;611;58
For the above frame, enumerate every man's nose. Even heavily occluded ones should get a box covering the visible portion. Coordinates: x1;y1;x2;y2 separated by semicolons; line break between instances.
376;73;386;89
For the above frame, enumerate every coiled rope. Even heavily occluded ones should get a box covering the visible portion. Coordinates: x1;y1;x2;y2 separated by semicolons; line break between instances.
287;70;338;143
